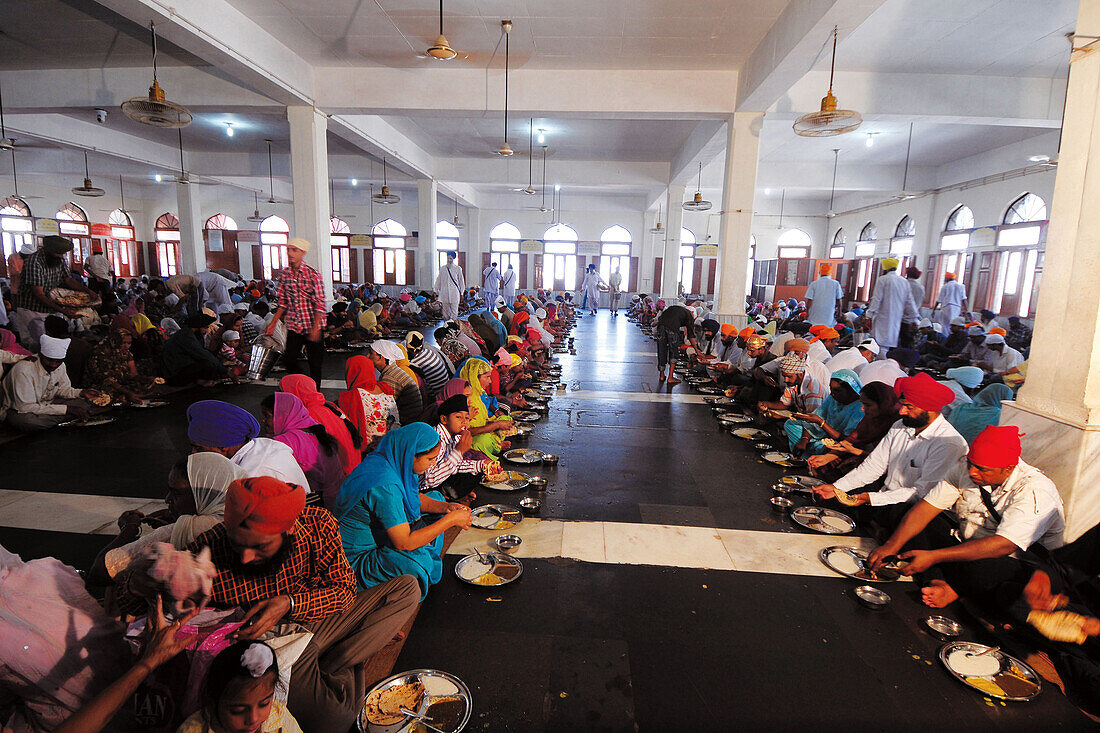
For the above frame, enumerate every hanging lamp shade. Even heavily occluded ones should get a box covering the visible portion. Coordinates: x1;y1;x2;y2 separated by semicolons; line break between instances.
426;34;458;60
494;20;514;156
72;152;105;197
649;203;665;233
793;27;862;137
371;158;400;204
682;163;711;211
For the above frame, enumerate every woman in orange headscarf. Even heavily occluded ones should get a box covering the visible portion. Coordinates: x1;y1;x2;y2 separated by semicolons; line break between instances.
338;355;399;451
281;374;362;474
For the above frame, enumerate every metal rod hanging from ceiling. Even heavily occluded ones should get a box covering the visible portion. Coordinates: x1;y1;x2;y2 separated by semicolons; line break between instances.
828;148;839;214
901;123;913;192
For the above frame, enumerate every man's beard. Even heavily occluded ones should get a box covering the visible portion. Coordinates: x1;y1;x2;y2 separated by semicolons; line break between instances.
901;412;931;429
231;534;295;577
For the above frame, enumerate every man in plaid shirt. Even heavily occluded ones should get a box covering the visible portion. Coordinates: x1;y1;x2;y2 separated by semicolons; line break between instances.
11;236;95;350
120;476;419;730
265;237;327;384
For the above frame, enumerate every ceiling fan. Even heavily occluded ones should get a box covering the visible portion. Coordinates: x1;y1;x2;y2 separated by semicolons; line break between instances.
826;148;839;218
524;147;553;213
72;151;106;197
5;147;43;200
329;178;356;219
166;128;217;186
121;22;193;128
371;158;400;204
246;191;266;223
510;118;537;194
682;162;712;211
425;0;458;60
493;21;514;156
793;26;862;137
649;202;665;234
450;198;465;230
99;175;142;215
892;123;918;201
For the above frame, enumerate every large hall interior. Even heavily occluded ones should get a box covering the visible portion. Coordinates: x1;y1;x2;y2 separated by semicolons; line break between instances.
2;0;1100;731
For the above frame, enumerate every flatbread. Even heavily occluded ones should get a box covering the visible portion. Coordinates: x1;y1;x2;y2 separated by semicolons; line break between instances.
834;487;862;506
364;681;426;725
1028;610;1090;644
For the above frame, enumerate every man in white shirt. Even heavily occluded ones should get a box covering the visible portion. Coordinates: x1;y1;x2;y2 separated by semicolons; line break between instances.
866;258;920;351
905;266;926;314
195;270;237;311
482;261;502;307
807;327;839;363
0;334;104;430
813;372;968;508
934;272;968;332
867;426;1064;610
435;251;465;322
803;263;844;326
500;263;517;305
825;338;879;374
980;333;1024;376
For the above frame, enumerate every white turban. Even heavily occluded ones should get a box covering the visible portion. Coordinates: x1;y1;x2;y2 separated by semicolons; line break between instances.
166;293;180;306
221;330;240;342
39;335;70;359
370;339;405;363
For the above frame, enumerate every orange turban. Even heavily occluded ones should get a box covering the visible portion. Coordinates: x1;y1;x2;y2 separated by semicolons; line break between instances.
738;326;756;340
784;338;810;354
819;327;839;339
969;426;1022;468
224;477;306;535
818;263;832;276
720;323;737;337
989;327;1007;336
944;272;956;280
808;325;827;336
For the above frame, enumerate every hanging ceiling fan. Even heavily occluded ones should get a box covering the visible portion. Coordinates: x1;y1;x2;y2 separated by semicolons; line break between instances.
72;151;106;197
826;148;839;218
5;147;43;200
167;128;217;185
450;198;465;230
99;175;142;214
329;178;356;219
524;147;553;213
510;118;537;193
0;82;12;151
793;26;862;137
371;158;400;204
682;162;712;211
776;189;786;230
494;20;514;156
121;23;193;128
247;191;266;223
649;202;665;234
257;139;290;201
892;123;918;200
425;0;458;60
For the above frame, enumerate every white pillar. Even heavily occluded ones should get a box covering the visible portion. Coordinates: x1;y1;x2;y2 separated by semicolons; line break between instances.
1001;0;1100;541
661;184;686;300
176;181;204;274
714;112;763;326
417;179;438;288
287;106;333;304
466;206;481;283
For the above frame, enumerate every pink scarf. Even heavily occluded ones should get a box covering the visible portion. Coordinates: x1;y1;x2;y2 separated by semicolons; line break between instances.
0;328;31;356
271;392;321;470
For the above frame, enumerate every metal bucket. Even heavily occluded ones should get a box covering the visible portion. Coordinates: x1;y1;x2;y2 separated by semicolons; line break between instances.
246;343;283;380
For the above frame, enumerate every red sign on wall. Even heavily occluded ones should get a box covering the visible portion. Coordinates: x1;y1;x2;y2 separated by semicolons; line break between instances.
90;223;113;237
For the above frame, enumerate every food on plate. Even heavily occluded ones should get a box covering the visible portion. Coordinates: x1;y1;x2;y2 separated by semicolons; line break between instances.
471;573;505;585
457;561;490;580
425;696;466;729
422;676;460;697
829;551;862;575
820;516;852;532
483;468;509;483
153;377;165;385
994;670;1040;698
88;393;112;407
947;649;1000;677
364;681;426;725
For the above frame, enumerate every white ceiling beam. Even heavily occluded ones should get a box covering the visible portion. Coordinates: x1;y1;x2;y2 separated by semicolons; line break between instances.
431;157;668;190
327;115;437;181
737;0;887;112
756;161;937;193
668;120;728;187
90;0;315;105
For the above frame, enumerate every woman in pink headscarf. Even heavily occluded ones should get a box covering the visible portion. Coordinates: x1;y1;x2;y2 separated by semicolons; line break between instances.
261;392;345;508
280;374;362;474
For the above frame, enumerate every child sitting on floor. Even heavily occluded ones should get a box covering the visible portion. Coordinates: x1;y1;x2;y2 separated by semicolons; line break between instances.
219;331;245;370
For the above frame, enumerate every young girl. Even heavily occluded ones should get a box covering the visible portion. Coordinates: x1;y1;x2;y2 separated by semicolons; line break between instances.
177;640;302;733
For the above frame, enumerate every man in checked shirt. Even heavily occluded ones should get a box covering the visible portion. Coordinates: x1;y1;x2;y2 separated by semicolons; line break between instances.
266;237;327;385
120;476;419;730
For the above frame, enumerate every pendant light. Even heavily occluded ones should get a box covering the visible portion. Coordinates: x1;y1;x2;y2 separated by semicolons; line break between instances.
682;162;711;211
793;26;862;137
372;158;400;204
72;151;105;197
451;199;465;229
523;118;536;194
425;0;458;60
649;203;664;234
247;191;265;223
826;148;839;218
368;183;376;228
494;21;514;156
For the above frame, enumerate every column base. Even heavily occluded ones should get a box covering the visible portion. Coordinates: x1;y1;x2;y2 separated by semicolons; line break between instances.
1000;402;1100;542
714;313;749;328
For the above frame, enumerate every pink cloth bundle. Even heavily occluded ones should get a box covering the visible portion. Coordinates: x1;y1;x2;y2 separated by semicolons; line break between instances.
145;543;217;617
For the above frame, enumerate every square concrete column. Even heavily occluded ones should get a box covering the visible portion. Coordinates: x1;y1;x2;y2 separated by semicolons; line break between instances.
714;113;763;326
287;106;333;304
466;206;481;281
176;181;205;274
1000;0;1100;541
417;178;438;288
660;184;686;300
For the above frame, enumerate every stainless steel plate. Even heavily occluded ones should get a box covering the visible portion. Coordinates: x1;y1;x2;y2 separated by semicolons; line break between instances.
469;504;523;530
455;552;523;587
510;410;540;422
716;414;752;425
70;417;116;427
480;470;530;492
818;546;899;582
358;668;472;732
132;400;170;408
780;475;824;489
790;506;856;535
763;451;806;468
697;385;723;394
939;642;1042;702
503;448;543;464
730;427;770;440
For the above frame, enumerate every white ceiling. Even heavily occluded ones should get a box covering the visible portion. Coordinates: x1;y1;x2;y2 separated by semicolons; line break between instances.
220;0;791;69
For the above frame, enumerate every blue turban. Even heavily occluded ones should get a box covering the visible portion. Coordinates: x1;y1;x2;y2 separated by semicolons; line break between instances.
415;295;426;303
187;399;261;448
886;347;920;369
230;293;242;304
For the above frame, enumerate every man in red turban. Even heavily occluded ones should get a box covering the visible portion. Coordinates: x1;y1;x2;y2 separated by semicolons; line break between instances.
867;425;1064;611
813;372;969;513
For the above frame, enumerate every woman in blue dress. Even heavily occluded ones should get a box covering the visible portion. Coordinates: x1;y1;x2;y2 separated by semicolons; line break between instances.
335;422;473;599
782;368;865;457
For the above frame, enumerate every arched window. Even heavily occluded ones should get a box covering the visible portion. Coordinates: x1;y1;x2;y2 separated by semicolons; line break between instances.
53;203;90;263
372;219;407;287
890;215;914;255
1;197;34;262
435;219;460;276
777;228;811;259
945;205;974;231
259;215;289;241
599;225;632;288
257;215;289;280
542;224;579;291
829;228;846;258
156;212;179;230
154;213;180;278
856;221;877;257
489;222;522;278
103;209;135;276
1004;193;1047;224
206;213;238;231
108;209;132;227
330;217;352;283
679;227;697;294
56;202;87;222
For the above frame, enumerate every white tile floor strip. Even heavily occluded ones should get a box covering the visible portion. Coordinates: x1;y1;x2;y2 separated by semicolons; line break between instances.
255;377;345;390
0;489;160;535
561;390;709;404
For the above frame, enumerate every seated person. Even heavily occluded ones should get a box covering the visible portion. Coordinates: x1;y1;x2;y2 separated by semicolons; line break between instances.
338;355;398;448
854;350;908;388
868;426;1064;612
947;383;1014;444
945;326;993;369
406;330;454;396
824;337;879;374
808;382;901;483
0;334;105;430
980;333;1024;377
335;423;473;600
812;373;968;516
461;358;514;460
1006;315;1032;353
324;301;356;344
281;373;363;475
120;477;420;732
940;365;983;416
757;350;829;417
369;340;424;426
782;369;864;457
163;312;229;386
187;399;310;489
435;324;469;368
218;330;246;371
262;393;345;509
176;640;303;733
720;332;772;391
919;317;969;369
423;393;501;500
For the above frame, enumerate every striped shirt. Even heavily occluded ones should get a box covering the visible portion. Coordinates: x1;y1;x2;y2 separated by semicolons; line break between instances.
275;263;326;334
409;344;454;396
422;423;483;490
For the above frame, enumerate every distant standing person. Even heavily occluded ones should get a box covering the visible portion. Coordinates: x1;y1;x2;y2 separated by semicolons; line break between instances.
609;267;623;316
804;263;844;326
265;237;326;385
905;266;925;312
934;272;967;332
482;261;502;306
581;264;607;316
435;251;465;321
866;257;919;352
500;263;518;305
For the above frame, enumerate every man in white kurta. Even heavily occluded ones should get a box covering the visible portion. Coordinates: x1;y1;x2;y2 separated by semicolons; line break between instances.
500;263;518;304
482;262;502;306
195;270;237;311
905;266;926;313
434;252;465;321
935;274;967;332
866;259;919;350
581;265;607;315
804;264;844;326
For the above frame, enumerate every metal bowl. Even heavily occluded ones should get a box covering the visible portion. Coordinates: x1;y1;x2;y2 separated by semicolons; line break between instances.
770;496;794;513
527;476;548;490
540;453;560;466
771;483;792;497
494;534;523;554
924;615;962;640
509;429;530;442
853;585;891;610
519;497;542;516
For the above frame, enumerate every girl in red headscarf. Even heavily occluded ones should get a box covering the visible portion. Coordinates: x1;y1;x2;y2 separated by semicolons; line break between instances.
337;355;398;452
281;373;362;474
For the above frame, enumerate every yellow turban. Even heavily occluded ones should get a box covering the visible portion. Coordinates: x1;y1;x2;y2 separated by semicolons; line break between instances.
882;257;900;272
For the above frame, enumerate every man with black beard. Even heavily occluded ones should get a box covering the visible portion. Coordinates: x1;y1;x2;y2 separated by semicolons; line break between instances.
11;235;95;350
812;373;968;525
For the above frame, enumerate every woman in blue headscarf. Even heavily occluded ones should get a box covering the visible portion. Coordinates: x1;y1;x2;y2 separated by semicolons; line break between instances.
783;368;865;457
947;383;1014;444
334;423;473;599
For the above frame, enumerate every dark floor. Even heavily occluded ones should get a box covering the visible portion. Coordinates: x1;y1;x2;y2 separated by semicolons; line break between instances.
0;310;1093;731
